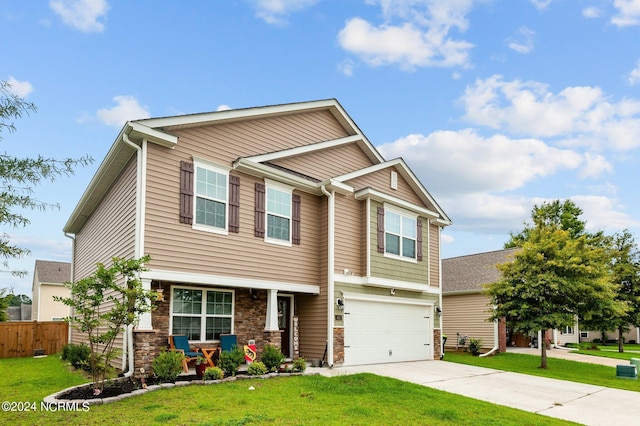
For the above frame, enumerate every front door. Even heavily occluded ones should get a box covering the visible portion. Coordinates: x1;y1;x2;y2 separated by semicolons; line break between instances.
277;295;292;358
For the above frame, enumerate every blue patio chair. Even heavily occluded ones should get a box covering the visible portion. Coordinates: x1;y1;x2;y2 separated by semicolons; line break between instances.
169;335;201;373
220;334;237;352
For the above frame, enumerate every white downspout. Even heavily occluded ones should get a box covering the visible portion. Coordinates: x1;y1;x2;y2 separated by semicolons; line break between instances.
321;185;334;367
480;316;499;357
63;232;75;343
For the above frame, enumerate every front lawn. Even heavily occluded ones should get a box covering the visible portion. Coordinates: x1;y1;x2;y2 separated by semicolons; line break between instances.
570;343;640;361
444;351;640;392
0;355;573;425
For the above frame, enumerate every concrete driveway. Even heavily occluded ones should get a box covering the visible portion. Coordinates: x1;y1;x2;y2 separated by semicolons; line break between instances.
310;360;640;425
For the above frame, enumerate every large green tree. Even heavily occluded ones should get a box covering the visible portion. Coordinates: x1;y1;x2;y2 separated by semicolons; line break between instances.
1;80;91;276
488;200;619;368
581;229;640;352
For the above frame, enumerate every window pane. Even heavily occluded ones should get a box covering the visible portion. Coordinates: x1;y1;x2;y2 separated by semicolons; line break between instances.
196;167;226;201
172;316;201;341
267;214;290;240
172;289;202;314
385;211;401;234
402;237;416;258
267;188;291;216
385;234;400;255
206;317;232;340
403;216;416;239
196;197;225;228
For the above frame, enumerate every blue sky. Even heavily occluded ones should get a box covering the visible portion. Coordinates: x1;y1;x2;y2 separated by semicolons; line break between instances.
3;0;640;297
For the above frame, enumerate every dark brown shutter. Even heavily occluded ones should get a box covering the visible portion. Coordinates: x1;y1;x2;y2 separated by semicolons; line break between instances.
179;161;194;224
229;175;240;233
255;183;265;237
377;206;385;253
292;194;301;245
417;218;423;261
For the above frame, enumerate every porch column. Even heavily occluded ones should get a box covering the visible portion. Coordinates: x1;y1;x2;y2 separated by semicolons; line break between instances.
265;289;279;331
137;278;153;331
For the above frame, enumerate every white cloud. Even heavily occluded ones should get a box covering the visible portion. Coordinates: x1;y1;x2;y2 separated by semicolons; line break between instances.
611;0;640;27
247;0;319;25
49;0;109;33
216;104;232;111
337;0;475;70
5;76;34;98
628;60;640;85
578;152;613;178
96;96;150;127
570;195;640;231
377;129;583;195
506;26;535;54
582;6;602;18
529;0;552;10
459;74;640;150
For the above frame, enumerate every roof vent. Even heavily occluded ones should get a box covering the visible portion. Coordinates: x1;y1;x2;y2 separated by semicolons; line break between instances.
390;170;398;190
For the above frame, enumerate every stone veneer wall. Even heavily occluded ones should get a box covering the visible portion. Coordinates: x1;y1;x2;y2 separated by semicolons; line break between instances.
433;329;442;360
132;283;290;377
333;327;344;365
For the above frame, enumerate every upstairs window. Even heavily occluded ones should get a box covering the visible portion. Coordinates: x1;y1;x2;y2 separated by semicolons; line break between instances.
255;180;301;245
194;161;228;232
267;186;291;241
377;204;422;261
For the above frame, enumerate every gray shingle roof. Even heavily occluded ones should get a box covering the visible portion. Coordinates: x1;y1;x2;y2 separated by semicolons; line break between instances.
442;248;517;294
34;260;71;284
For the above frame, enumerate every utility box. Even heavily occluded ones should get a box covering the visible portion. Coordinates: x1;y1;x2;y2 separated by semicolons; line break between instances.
630;358;640;371
616;364;637;379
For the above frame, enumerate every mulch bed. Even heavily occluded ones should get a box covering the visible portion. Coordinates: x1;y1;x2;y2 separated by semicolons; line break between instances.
57;374;201;400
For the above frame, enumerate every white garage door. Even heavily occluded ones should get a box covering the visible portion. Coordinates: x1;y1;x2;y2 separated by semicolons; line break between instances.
343;295;433;366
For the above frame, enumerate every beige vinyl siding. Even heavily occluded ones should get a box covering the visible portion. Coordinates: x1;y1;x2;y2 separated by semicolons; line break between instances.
345;167;423;206
70;157;137;359
36;285;70;321
296;197;329;361
270;143;374;181
369;201;428;284
442;293;496;349
429;222;440;288
145;145;322;285
334;194;364;277
167;110;349;168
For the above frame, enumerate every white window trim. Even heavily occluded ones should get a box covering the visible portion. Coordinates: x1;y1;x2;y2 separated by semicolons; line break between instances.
192;158;230;235
169;285;235;343
383;203;418;263
264;179;294;247
580;331;589;338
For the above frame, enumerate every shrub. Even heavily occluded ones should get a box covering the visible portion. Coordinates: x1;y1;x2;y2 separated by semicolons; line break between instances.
247;361;268;376
261;344;285;372
219;345;245;376
203;366;224;380
61;343;91;370
579;342;599;350
292;357;307;373
468;338;482;356
153;349;184;382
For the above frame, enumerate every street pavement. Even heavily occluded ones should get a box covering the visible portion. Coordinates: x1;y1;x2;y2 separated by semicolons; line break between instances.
309;352;640;425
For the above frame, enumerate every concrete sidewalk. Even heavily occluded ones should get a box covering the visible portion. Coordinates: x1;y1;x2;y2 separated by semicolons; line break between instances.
310;360;640;425
508;346;623;367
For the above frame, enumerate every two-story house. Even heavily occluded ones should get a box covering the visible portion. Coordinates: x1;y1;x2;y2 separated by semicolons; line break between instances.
63;99;451;373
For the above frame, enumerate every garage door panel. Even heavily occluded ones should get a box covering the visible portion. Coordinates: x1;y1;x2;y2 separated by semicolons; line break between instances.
343;298;432;366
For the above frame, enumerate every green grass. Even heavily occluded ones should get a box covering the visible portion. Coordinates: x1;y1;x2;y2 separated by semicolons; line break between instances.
0;355;574;426
444;351;640;392
570;343;640;361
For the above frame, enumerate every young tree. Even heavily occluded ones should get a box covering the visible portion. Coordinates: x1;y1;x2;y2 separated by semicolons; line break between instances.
0;288;11;321
55;256;157;392
487;201;619;368
1;80;92;276
581;230;640;352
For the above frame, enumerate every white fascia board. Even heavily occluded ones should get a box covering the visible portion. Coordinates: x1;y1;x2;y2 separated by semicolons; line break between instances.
442;289;482;296
319;179;353;195
335;274;440;294
342;292;435;306
141;269;320;295
127;122;177;148
233;158;321;194
134;99;346;130
333;158;404;183
243;135;363;163
354;187;440;219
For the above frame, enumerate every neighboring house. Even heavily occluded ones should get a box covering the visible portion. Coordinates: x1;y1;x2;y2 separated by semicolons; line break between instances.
63;99;451;373
31;260;71;321
7;304;32;321
442;249;516;352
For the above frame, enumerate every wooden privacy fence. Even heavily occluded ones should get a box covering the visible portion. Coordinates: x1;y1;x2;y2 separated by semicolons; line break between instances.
0;321;69;359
